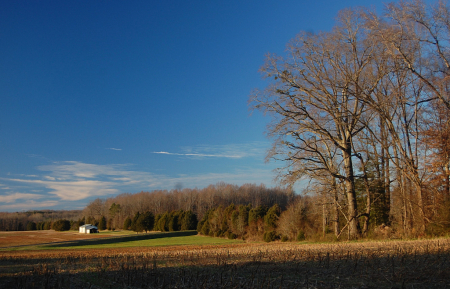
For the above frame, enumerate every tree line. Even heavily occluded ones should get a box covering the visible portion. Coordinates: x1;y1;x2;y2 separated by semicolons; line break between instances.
0;210;81;231
0;183;293;233
123;210;198;233
250;0;450;239
80;183;293;231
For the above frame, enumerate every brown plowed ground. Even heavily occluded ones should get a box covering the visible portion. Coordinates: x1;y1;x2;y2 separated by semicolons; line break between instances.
1;234;450;288
0;230;110;247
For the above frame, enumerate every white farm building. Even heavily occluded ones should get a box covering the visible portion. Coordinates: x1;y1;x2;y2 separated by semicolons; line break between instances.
79;224;98;234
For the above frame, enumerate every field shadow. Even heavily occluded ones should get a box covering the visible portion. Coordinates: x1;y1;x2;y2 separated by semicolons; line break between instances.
1;249;449;289
44;230;198;248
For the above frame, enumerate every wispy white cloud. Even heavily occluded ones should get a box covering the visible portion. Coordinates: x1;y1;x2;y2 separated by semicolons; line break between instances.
0;142;278;211
7;178;119;201
154;142;269;159
107;148;122;151
153;151;241;158
0;192;44;203
38;161;126;180
4;160;276;202
0;200;59;211
4;161;160;201
164;169;275;189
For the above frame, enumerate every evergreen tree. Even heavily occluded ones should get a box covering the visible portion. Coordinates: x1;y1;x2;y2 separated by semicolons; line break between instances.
139;211;155;233
123;217;132;230
26;221;37;231
52;220;71;231
131;212;141;233
168;211;179;231
157;213;169;232
264;204;280;230
249;206;268;224
180;210;198;230
98;216;107;230
107;218;113;230
43;221;51;230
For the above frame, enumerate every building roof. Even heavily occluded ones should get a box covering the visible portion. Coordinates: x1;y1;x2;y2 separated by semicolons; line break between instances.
80;224;97;229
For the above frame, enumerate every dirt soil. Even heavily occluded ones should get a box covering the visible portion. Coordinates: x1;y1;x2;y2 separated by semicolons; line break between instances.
0;230;110;247
1;238;450;288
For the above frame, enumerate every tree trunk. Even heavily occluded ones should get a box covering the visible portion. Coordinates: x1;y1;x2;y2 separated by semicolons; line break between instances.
333;179;340;237
343;145;360;239
380;117;391;224
360;161;371;236
322;201;327;238
443;151;450;200
385;154;391;223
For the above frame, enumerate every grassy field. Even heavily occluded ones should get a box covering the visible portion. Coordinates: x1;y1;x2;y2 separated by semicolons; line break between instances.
0;231;450;288
46;235;241;249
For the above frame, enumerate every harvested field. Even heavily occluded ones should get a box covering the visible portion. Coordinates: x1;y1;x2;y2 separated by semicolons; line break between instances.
0;230;115;248
1;238;450;288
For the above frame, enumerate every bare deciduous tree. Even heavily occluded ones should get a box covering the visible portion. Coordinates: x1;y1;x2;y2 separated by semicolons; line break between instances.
251;9;386;239
369;0;450;110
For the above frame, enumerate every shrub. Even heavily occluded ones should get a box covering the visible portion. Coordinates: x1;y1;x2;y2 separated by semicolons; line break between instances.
263;231;278;242
264;204;280;230
201;222;210;236
43;221;51;230
131;212;141;232
138;211;155;233
132;212;154;233
27;222;37;231
168;212;179;231
71;220;82;230
249;206;267;224
197;220;204;232
156;213;169;232
52;220;71;231
37;222;44;230
281;235;289;242
297;230;305;241
123;217;132;230
180;210;198;230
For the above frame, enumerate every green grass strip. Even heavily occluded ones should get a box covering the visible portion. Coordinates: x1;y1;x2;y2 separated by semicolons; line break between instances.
3;231;242;251
48;235;242;249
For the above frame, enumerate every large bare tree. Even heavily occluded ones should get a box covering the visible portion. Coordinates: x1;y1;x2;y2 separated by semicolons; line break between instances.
251;9;385;239
370;0;450;110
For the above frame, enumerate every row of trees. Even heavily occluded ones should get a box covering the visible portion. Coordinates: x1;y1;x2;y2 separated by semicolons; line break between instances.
197;195;376;242
29;208;199;234
123;210;198;233
197;203;282;241
82;183;294;231
19;219;83;232
0;210;81;231
251;0;450;239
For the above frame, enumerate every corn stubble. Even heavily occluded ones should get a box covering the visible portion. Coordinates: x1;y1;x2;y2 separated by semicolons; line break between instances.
1;239;449;288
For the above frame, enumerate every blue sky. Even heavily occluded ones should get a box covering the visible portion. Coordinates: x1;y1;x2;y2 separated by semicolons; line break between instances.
0;0;387;212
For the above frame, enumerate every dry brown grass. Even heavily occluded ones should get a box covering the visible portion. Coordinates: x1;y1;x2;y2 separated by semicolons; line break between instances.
0;230;110;248
1;238;450;288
